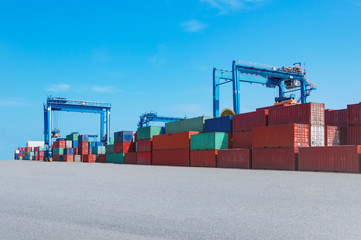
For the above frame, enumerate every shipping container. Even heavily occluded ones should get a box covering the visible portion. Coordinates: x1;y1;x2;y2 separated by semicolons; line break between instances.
53;154;60;161
153;131;199;150
233;110;268;132
268;102;324;126
190;132;228;150
326;126;341;146
341;127;347;145
299;146;361;173
78;134;89;142
106;153;125;164
114;131;133;142
65;140;72;148
78;148;89;155
347;103;361;126
124;152;137;164
204;116;233;133
63;155;74;162
114;142;134;153
66;133;79;141
136;139;152;152
217;149;251;169
347;126;361;145
53;148;64;155
190;150;217;167
252;124;309;150
232;131;252;149
106;145;114;154
152;149;190;166
73;141;78;148
310;125;325;147
53;140;66;148
165;116;212;134
137;152;152;165
137;126;162;140
98;154;106;163
325;109;347;127
92;146;106;154
74;155;81;162
252;148;297;170
78;141;89;149
83;154;96;163
64;148;74;155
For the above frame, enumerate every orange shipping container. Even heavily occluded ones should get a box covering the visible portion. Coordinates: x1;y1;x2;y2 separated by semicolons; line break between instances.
153;131;199;150
252;124;309;151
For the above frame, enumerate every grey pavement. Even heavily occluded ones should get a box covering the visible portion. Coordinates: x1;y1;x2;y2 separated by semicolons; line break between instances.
1;160;361;240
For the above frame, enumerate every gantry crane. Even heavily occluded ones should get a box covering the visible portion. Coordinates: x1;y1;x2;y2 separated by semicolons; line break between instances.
213;60;316;117
138;112;186;128
44;96;111;159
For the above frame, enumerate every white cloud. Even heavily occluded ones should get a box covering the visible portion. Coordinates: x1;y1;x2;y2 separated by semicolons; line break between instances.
47;84;70;92
0;98;26;107
181;19;208;32
92;85;119;93
201;0;266;13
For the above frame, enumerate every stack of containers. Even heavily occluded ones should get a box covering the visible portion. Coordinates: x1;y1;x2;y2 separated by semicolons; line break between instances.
152;131;199;166
52;139;65;161
36;146;45;161
190;132;228;167
63;148;74;162
24;146;34;160
347;103;361;144
66;133;80;160
106;131;133;164
268;102;325;146
325;109;347;145
78;134;95;163
136;126;162;165
252;124;310;170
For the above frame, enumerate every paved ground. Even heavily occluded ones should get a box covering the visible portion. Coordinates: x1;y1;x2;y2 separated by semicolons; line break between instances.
1;161;361;240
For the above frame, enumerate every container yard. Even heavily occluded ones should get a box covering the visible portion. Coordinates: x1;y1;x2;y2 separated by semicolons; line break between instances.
2;1;361;239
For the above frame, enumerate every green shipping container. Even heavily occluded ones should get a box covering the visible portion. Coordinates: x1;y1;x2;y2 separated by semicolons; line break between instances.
25;151;34;156
106;145;114;154
106;153;125;164
191;132;228;150
92;146;106;154
165;116;213;134
66;133;79;141
137;126;162;140
53;148;64;155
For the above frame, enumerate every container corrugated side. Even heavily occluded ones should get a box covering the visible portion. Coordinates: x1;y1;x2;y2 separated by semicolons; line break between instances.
252;148;297;170
217;149;251;169
190;132;228;150
165;116;212;134
190;150;217;167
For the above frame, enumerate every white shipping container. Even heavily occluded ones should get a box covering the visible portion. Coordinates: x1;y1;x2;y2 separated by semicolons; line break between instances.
66;140;72;148
310;125;325;146
74;155;81;162
27;141;45;148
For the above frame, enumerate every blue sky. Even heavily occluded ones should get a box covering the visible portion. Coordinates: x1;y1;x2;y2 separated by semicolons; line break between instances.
1;0;361;159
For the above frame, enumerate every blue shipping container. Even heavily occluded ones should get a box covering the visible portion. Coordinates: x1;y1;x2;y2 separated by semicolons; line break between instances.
78;134;89;142
204;116;233;133
114;131;133;142
64;148;74;155
73;141;78;148
95;142;103;146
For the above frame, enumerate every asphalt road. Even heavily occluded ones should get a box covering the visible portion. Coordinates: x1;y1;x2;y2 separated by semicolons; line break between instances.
1;160;361;240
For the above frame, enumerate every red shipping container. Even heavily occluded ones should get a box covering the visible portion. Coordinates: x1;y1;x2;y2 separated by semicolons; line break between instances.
347;126;361;145
83;154;96;163
38;156;44;161
252;148;297;170
232;131;252;149
153;131;199;150
53;154;60;161
98;154;106;163
38;151;44;156
78;141;89;149
53;140;66;148
124;152;137;164
152;149;190;166
217;149;251;169
34;147;38;152
325;109;347;127
233;110;268;132
326;126;341;146
190;150;217;167
268;102;324;126
137;152;152;165
63;155;74;162
34;156;39;161
347;103;361;126
252;124;309;151
25;147;32;152
114;142;134;153
136;139;152;152
74;148;78;155
299;146;361;173
341;127;347;145
78;147;89;155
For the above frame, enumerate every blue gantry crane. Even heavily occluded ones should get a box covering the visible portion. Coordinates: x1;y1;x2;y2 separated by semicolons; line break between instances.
138;112;186;128
44;96;111;159
213;60;316;117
